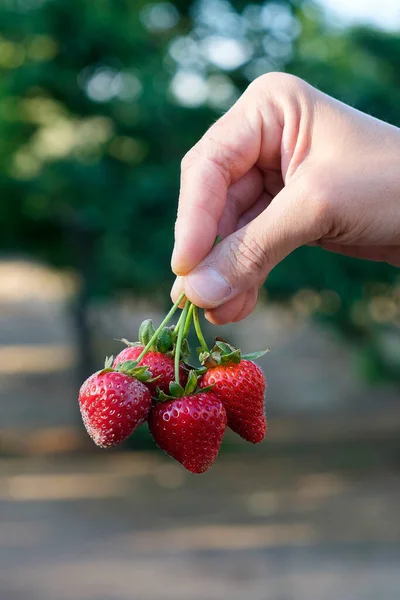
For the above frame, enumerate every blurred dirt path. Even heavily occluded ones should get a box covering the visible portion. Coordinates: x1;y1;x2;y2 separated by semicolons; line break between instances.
0;453;399;600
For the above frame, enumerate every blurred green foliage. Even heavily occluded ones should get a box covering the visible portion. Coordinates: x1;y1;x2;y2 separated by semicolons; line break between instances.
0;0;399;379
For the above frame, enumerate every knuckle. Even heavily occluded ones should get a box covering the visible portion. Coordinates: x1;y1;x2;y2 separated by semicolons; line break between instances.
248;73;314;112
180;146;200;172
181;132;243;186
249;72;307;96
225;232;270;284
203;139;239;185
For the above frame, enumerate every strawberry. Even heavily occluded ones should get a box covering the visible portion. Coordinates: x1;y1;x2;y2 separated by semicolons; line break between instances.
113;319;188;396
148;391;227;474
79;367;151;448
113;345;188;396
198;340;267;444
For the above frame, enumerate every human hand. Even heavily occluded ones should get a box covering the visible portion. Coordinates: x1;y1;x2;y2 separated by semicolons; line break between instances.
171;73;400;324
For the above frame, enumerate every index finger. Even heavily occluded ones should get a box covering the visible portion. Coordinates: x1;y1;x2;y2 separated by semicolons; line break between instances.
171;91;263;275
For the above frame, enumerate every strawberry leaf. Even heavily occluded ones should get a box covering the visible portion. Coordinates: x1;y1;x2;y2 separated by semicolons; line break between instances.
116;361;156;382
181;338;191;361
104;355;114;369
198;339;241;366
116;359;138;373
157;327;174;353
215;340;236;355
119;338;137;347
184;370;198;395
199;384;215;393
138;319;156;347
220;349;241;365
194;366;207;375
169;381;185;397
198;350;209;363
241;349;270;361
156;389;172;402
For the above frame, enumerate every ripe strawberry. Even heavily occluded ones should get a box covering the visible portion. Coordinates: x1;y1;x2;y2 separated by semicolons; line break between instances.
198;341;267;444
113;345;188;396
79;369;151;448
148;392;227;474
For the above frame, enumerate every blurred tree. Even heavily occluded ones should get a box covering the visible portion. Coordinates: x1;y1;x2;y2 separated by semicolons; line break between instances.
0;0;399;381
0;0;215;378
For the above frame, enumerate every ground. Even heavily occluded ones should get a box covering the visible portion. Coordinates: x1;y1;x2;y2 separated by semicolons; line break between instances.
1;453;400;600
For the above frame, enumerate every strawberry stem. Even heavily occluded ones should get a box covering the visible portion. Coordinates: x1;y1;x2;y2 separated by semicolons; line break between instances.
174;309;185;333
193;305;209;353
136;291;186;362
175;299;190;384
182;303;194;339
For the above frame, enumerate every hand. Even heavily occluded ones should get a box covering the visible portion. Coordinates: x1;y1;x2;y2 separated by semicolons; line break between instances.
171;73;400;324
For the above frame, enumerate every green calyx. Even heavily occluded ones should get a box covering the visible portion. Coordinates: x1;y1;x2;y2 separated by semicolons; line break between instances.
137;319;175;354
135;318;191;361
157;326;175;354
101;356;158;383
198;338;269;368
116;360;157;382
138;319;156;347
156;369;213;402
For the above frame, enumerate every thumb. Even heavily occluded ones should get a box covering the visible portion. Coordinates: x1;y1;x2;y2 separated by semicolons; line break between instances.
181;183;328;309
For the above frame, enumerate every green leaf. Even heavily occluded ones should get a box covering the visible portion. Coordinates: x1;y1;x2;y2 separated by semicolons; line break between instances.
199;384;214;394
156;389;172;402
98;367;114;376
119;338;137;348
157;327;174;353
198;350;210;363
194;366;207;375
220;349;241;365
184;370;198;395
241;349;270;361
104;355;114;369
117;360;138;373
115;362;155;382
138;319;156;347
135;368;156;382
169;381;184;398
215;341;235;355
180;338;191;361
210;351;220;362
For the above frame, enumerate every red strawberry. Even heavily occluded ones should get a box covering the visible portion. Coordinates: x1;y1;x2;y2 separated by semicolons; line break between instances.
113;345;187;396
148;392;227;474
199;359;267;444
79;370;151;448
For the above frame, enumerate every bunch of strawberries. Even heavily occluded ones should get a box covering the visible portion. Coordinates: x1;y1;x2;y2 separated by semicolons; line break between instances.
78;293;268;474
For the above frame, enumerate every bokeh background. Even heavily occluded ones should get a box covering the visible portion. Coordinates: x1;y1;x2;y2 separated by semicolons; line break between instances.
1;1;400;598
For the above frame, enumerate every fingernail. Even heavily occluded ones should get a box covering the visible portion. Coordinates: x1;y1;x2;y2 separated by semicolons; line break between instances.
171;219;182;272
171;251;178;273
187;266;231;305
171;241;182;274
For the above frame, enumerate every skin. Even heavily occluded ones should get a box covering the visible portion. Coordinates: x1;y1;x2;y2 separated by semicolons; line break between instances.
171;72;400;325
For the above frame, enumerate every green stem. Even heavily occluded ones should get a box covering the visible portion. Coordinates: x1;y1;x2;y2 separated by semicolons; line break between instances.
136;292;186;362
174;309;185;335
182;304;194;340
175;300;190;384
193;305;209;353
